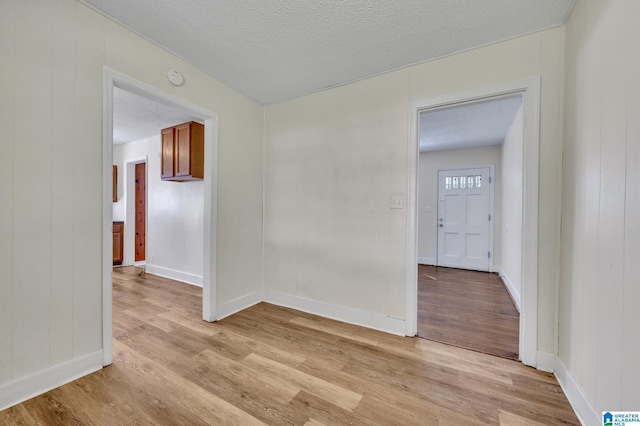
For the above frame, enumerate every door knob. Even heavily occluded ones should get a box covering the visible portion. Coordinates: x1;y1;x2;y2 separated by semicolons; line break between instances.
439;224;444;227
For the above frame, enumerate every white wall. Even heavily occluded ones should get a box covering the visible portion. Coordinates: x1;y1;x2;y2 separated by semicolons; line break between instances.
560;0;640;419
113;136;204;285
0;0;263;394
500;104;524;309
264;26;564;348
418;146;502;266
112;144;125;222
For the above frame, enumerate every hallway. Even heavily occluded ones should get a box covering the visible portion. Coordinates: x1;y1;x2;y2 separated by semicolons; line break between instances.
417;265;520;360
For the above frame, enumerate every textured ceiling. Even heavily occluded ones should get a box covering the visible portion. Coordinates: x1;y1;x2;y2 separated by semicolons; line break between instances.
84;0;574;105
419;95;523;152
113;87;201;145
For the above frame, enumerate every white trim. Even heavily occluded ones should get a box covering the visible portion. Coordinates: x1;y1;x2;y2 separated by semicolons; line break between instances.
555;358;599;426
102;70;114;367
214;291;263;321
264;290;407;336
417;257;435;265
494;266;521;312
535;351;557;373
406;77;541;367
145;265;203;287
102;67;219;366
0;350;103;411
202;115;219;322
406;99;419;336
488;164;495;273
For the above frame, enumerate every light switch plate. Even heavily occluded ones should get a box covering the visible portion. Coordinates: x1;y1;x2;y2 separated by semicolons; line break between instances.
390;196;404;209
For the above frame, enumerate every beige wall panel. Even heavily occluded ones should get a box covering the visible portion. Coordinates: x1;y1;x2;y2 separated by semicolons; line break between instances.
482;33;541;85
561;0;640;414
536;27;564;354
215;101;264;304
442;48;488;92
622;77;640;410
500;106;523;306
264;100;302;295
576;4;603;403
594;5;627;410
558;22;584;378
11;0;54;378
265;73;411;316
385;70;411;319
72;2;105;356
407;58;449;100
50;0;77;366
0;0;16;383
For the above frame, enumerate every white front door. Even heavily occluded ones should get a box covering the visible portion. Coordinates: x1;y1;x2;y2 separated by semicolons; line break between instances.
437;167;492;271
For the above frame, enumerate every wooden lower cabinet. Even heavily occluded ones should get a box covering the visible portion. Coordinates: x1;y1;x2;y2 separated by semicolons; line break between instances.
113;221;124;265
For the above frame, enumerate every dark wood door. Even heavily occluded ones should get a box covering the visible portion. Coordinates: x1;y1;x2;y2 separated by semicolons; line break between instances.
135;162;146;262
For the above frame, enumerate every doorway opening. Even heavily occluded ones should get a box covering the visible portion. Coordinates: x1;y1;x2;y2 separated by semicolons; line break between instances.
120;158;148;268
102;68;219;367
406;78;541;367
420;159;519;359
134;162;146;264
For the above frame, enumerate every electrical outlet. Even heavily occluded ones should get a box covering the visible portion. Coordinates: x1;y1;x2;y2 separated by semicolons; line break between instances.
425;206;432;213
390;196;404;209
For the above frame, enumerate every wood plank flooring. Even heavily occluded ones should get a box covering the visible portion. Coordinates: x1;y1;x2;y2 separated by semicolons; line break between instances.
0;267;578;425
418;265;520;360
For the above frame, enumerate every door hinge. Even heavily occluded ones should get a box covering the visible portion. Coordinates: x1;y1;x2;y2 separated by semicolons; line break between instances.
488;214;491;221
489;176;492;184
488;251;491;259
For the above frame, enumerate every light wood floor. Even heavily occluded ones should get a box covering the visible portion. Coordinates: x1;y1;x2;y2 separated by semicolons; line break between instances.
418;265;520;360
0;267;578;425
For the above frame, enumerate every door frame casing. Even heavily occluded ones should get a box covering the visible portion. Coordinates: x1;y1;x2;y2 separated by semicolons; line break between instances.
435;165;495;272
102;67;219;367
405;77;540;367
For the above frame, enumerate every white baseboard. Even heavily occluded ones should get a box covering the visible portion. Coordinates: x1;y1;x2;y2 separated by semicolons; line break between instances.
555;357;599;426
145;265;203;287
418;257;435;265
0;350;103;411
262;290;407;336
214;290;263;321
494;266;521;312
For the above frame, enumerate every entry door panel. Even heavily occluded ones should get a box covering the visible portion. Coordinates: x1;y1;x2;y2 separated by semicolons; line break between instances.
437;167;490;271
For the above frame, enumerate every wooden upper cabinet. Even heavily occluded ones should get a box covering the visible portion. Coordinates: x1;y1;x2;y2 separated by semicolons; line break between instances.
161;127;175;179
161;121;204;181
